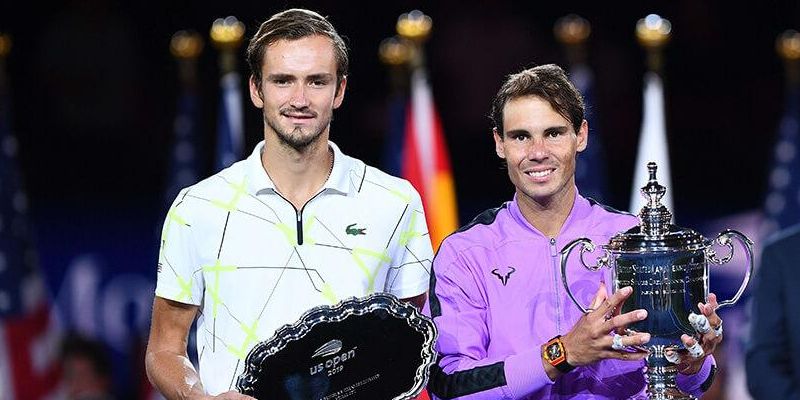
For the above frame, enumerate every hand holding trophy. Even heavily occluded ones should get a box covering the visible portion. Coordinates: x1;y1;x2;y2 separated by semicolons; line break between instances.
560;162;753;400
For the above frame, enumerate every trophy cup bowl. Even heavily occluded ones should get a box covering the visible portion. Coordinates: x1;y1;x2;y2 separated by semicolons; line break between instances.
559;163;754;400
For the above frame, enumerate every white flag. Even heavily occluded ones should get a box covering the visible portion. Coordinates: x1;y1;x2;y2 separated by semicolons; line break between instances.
630;71;673;215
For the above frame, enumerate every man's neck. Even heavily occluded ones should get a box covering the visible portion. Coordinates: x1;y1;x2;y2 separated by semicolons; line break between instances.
261;134;333;210
516;186;577;238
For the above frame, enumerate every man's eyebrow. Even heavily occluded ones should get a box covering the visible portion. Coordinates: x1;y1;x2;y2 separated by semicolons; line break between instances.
504;129;530;137
266;73;295;81
544;126;569;135
306;73;334;81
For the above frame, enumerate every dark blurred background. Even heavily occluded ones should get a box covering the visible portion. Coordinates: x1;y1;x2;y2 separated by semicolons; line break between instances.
4;0;798;216
2;0;799;398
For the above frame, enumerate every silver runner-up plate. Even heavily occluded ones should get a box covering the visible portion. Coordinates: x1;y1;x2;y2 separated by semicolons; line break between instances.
236;293;438;400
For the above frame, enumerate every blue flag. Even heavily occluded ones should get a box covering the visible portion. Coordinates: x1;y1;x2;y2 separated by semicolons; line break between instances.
763;85;800;233
571;64;609;204
215;72;244;172
382;92;407;177
164;89;201;207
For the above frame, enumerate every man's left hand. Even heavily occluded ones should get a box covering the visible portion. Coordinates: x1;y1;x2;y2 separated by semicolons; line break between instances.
667;293;723;375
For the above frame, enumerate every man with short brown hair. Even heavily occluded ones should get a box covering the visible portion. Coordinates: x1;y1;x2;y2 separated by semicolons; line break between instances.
146;9;433;399
425;64;722;399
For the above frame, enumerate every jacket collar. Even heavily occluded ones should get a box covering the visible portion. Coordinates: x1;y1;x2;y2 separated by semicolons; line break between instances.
508;189;592;239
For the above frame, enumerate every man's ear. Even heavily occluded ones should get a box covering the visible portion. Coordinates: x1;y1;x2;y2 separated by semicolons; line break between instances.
493;128;506;159
249;76;264;108
333;76;347;109
576;119;588;152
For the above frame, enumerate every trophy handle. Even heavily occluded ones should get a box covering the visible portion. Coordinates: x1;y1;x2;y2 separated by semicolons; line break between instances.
560;238;610;314
706;229;754;310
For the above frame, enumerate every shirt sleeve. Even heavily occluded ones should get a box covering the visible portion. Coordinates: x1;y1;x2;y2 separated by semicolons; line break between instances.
385;184;434;299
154;189;205;305
424;240;554;400
675;355;716;398
745;240;800;399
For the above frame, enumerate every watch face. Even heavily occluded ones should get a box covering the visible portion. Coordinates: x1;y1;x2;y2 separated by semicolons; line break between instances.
546;342;563;360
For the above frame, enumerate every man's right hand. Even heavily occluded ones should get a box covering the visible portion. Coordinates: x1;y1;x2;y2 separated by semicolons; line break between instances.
147;297;259;400
559;284;651;367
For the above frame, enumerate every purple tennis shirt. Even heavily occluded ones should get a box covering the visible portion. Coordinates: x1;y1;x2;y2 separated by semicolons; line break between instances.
423;192;714;399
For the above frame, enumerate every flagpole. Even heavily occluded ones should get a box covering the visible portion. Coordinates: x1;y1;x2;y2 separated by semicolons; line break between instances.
555;14;611;205
630;14;673;215
776;30;800;88
396;10;431;70
171;30;203;90
0;33;10;126
211;16;244;77
637;15;671;75
379;36;412;87
165;31;203;206
379;36;412;176
0;33;9;90
555;14;590;67
210;17;245;171
397;11;435;195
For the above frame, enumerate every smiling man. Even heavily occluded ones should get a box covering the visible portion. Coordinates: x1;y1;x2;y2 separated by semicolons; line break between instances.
424;64;721;399
145;9;433;399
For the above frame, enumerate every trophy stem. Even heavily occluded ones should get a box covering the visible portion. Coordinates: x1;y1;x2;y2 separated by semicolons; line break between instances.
645;345;695;400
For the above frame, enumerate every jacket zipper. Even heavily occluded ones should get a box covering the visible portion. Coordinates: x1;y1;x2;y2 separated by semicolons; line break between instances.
549;237;564;395
550;237;562;333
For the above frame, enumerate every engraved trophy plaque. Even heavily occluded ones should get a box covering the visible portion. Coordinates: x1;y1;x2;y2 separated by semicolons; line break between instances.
560;162;754;400
236;293;437;400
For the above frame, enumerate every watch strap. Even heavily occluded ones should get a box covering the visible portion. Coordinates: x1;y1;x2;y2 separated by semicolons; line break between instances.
700;364;717;392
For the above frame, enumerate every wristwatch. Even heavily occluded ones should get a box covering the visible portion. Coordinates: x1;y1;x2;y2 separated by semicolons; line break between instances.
543;335;576;373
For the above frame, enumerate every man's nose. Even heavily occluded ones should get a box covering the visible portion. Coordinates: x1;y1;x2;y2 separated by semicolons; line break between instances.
527;136;549;161
289;85;309;108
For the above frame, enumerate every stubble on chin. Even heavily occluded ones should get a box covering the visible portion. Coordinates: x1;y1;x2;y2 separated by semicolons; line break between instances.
280;127;321;150
265;116;324;152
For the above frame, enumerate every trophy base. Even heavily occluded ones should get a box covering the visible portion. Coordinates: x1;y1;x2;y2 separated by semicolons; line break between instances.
645;345;696;400
645;388;695;400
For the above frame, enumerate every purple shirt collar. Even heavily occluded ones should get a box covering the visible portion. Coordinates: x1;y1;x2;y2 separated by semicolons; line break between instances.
508;188;593;239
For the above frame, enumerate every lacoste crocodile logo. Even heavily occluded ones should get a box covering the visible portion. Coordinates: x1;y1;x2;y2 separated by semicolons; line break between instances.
491;266;516;286
346;223;366;236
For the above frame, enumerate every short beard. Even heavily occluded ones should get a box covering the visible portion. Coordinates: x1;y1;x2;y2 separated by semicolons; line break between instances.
275;125;321;150
265;114;328;152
